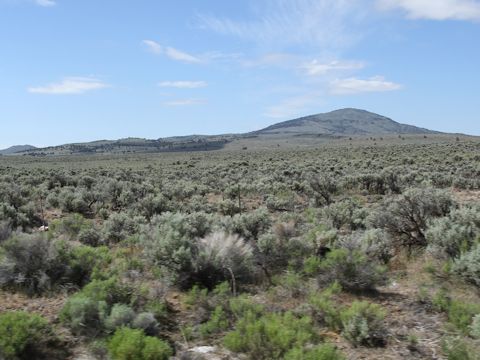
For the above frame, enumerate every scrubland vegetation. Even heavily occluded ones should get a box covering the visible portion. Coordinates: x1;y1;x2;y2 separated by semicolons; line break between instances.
0;138;479;359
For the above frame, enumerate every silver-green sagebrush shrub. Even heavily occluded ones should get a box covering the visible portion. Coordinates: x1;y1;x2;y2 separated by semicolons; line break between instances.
452;245;480;287
0;234;67;295
340;301;386;347
316;248;387;292
105;304;136;331
371;188;454;250
426;206;480;259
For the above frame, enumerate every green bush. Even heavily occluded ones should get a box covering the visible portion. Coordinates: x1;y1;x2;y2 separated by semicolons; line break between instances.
60;295;108;336
442;336;479;360
132;312;159;336
470;314;480;339
0;311;59;360
372;188;453;250
284;344;345;360
107;327;172;360
426;206;480;259
224;311;317;359
309;282;343;330
317;248;387;292
0;234;67;295
105;304;136;331
199;306;229;337
452;245;480;287
340;301;386;347
432;291;480;334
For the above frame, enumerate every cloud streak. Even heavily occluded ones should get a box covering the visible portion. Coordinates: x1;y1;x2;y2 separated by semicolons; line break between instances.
377;0;480;21
142;40;203;63
302;60;365;76
163;98;206;106
36;0;56;6
199;0;366;49
28;77;109;95
158;81;208;89
330;76;402;94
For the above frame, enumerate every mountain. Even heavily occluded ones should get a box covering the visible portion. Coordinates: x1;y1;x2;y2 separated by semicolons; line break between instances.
256;108;438;136
0;145;37;155
4;109;448;156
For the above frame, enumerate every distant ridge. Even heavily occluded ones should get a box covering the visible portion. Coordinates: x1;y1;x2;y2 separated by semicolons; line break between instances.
2;108;450;156
256;108;438;136
0;145;37;155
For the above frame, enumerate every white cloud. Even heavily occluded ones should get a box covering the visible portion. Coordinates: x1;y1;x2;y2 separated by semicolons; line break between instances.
302;60;365;76
36;0;55;6
163;98;206;106
265;92;323;118
330;76;402;94
377;0;480;21
198;0;366;49
142;40;202;63
28;77;109;95
165;47;202;63
158;81;208;89
142;40;162;54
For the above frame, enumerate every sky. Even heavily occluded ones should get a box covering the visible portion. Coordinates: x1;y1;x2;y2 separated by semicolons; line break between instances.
0;0;479;148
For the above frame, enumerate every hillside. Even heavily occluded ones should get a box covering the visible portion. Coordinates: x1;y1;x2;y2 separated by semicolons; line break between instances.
256;108;438;136
4;108;447;156
0;145;37;155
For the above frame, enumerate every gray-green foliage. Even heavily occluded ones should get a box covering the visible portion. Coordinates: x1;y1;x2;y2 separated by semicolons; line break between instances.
105;304;136;331
371;188;454;250
452;245;480;287
0;234;66;295
427;206;480;259
340;301;386;347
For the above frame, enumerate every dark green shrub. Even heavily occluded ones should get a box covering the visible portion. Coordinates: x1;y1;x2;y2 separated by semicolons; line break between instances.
0;311;62;360
132;312;159;336
317;248;387;292
309;282;343;330
0;234;67;295
199;306;229;337
284;344;345;360
372;188;454;250
432;291;480;333
107;327;172;360
340;301;386;347
78;228;102;247
224;311;317;359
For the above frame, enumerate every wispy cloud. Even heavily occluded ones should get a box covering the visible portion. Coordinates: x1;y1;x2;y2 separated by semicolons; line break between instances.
163;98;206;106
199;0;366;49
35;0;56;6
158;81;208;89
165;47;202;63
302;60;365;76
28;77;109;95
265;92;323;118
377;0;480;21
142;40;162;54
142;40;202;63
330;76;402;95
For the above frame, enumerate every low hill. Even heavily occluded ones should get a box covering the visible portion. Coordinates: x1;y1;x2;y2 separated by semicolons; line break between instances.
0;145;37;155
6;108;449;156
256;108;437;136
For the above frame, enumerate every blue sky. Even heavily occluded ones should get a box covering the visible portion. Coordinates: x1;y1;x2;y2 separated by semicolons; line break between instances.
1;0;479;148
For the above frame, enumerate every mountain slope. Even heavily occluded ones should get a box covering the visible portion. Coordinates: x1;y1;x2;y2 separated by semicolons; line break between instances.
0;145;37;155
6;108;447;156
256;108;438;136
